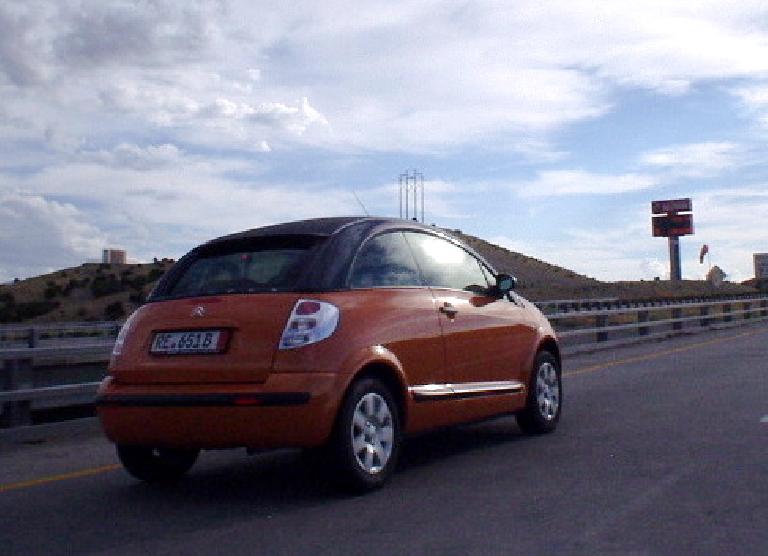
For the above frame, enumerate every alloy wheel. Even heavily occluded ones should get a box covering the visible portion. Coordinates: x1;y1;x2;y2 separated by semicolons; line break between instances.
536;361;560;421
350;392;394;474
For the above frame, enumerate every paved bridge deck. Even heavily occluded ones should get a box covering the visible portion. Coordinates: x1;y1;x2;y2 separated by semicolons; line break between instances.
1;322;767;554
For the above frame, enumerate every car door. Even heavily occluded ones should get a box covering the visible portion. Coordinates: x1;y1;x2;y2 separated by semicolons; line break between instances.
347;231;445;390
404;231;537;388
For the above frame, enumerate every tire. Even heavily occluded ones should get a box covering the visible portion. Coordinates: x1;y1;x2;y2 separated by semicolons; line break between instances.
330;377;402;493
117;445;199;483
516;351;562;435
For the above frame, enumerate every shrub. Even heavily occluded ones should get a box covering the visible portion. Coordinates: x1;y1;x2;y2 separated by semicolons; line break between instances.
147;268;165;282
121;274;148;290
64;278;89;295
104;301;125;320
44;284;64;299
129;291;146;304
0;301;60;322
90;275;122;298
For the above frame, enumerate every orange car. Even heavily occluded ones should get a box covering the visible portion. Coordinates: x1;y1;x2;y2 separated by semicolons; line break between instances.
97;217;561;491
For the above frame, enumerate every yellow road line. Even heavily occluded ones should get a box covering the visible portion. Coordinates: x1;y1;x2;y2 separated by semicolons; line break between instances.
564;327;767;378
0;464;121;494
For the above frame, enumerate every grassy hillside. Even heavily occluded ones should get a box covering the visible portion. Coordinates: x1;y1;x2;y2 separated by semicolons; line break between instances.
450;231;604;300
0;260;174;323
0;233;758;324
449;230;757;301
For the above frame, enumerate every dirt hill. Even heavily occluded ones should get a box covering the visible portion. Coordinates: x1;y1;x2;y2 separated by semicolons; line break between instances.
448;230;756;301
0;234;757;323
449;230;604;300
0;260;174;324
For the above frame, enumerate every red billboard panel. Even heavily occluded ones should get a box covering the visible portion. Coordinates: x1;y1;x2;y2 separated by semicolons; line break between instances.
652;213;694;237
651;198;692;214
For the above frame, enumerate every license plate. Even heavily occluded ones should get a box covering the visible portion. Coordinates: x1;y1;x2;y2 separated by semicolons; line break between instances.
151;330;224;354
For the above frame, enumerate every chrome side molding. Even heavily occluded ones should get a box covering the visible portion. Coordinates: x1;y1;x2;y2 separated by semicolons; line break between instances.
409;380;524;401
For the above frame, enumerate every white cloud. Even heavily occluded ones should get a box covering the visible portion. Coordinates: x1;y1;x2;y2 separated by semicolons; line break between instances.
512;185;768;282
639;142;745;177
516;170;658;197
248;97;330;135
80;143;182;171
0;2;53;86
5;1;768;154
733;83;768;128
688;185;768;281
54;2;218;67
489;218;667;282
4;1;768;285
101;82;201;124
1;154;362;274
0;193;107;281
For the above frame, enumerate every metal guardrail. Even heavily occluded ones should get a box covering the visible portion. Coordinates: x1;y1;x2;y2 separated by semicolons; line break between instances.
2;294;768;429
551;296;768;353
0;321;120;349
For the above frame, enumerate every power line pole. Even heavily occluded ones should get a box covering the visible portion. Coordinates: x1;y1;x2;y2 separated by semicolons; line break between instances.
398;170;424;222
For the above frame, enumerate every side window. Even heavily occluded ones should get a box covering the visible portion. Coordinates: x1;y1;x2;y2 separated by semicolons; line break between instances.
349;232;423;288
404;232;490;292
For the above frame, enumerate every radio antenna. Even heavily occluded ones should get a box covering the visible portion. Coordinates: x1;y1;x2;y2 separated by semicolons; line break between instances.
352;189;369;215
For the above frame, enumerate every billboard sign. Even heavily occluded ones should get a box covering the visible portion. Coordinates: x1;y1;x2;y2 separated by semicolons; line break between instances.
651;198;692;214
652;213;694;237
755;253;768;279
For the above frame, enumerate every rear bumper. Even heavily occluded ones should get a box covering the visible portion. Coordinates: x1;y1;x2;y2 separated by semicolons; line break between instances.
96;392;311;407
96;372;343;449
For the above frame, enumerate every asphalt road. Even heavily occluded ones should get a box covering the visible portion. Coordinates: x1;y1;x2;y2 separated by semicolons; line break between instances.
1;323;767;555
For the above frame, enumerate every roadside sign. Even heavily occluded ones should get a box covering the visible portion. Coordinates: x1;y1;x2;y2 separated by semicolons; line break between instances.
651;197;694;281
652;213;694;237
652;198;692;214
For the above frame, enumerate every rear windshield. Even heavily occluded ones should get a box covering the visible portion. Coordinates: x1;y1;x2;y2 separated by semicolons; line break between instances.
162;236;320;298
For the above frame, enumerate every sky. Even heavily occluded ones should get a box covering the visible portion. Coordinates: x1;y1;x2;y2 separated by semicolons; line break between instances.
2;0;768;284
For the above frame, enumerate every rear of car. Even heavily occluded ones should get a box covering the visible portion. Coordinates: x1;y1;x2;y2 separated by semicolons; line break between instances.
97;233;345;449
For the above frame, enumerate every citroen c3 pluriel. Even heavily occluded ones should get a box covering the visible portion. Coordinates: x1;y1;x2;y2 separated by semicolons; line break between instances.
97;217;562;491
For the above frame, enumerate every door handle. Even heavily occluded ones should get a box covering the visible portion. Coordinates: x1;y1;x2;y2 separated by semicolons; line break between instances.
439;302;458;317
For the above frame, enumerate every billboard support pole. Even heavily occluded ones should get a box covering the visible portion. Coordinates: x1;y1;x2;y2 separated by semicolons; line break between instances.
669;236;681;281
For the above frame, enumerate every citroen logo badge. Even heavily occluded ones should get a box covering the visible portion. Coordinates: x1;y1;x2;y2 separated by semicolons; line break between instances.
191;306;206;317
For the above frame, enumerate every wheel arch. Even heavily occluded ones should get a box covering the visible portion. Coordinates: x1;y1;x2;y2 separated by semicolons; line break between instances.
345;361;409;428
538;336;561;369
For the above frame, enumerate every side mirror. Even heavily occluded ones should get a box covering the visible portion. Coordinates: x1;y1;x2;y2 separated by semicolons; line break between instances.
495;273;517;296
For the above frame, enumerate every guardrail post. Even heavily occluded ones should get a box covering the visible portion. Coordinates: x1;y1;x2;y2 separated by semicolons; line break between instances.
638;311;649;336
596;314;608;342
743;302;751;320
699;306;710;327
672;308;683;331
1;357;34;427
27;328;38;348
722;304;732;323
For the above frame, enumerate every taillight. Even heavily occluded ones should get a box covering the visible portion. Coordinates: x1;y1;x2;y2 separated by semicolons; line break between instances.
112;310;140;357
279;299;340;350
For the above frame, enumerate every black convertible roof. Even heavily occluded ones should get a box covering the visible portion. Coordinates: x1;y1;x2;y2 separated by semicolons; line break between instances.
149;216;498;298
209;216;432;243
